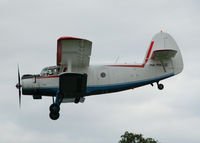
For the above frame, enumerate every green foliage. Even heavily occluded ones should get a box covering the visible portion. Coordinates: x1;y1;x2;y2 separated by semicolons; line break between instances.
119;131;158;143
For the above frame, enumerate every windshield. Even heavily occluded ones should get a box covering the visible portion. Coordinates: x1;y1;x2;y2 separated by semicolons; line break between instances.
40;66;58;76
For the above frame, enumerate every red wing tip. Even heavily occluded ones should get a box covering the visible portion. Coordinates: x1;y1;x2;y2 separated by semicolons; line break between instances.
57;36;83;41
57;37;91;42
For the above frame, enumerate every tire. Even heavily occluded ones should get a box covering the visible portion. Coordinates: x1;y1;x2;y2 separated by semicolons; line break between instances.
49;112;60;120
158;84;164;90
49;103;60;113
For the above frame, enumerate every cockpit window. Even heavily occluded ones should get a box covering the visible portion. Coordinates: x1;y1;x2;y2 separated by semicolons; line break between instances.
40;66;58;76
40;68;47;76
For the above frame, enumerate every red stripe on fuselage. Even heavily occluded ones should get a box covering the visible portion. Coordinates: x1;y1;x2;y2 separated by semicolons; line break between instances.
107;41;154;68
36;75;59;79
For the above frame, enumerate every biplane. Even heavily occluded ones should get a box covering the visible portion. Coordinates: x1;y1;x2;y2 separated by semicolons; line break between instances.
16;32;183;120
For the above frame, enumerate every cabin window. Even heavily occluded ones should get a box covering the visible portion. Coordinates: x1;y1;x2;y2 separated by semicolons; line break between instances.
40;66;58;76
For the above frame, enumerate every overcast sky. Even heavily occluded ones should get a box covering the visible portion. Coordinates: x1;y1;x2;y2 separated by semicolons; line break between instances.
1;0;200;142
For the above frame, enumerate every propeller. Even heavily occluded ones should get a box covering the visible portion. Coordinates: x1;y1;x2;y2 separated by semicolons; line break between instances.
16;65;22;108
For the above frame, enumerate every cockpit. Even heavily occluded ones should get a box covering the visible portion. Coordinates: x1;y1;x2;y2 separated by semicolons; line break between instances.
40;66;60;77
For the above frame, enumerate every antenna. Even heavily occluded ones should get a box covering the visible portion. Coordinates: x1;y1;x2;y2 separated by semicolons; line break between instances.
115;56;120;64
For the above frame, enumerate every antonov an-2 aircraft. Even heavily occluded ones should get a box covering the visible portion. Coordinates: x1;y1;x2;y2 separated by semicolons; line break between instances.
16;32;183;120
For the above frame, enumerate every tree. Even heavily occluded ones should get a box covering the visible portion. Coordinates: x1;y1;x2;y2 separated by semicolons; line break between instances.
119;131;158;143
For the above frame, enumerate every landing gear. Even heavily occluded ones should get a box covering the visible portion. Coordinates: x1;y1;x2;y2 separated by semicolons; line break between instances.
49;103;60;120
49;111;60;120
74;97;80;104
49;93;63;120
157;82;164;90
49;103;60;113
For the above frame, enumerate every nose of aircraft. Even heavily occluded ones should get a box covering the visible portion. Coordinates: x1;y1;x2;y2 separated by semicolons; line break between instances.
16;83;21;89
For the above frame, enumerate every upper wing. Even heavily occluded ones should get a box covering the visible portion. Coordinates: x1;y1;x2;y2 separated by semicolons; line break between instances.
151;49;177;60
57;37;92;69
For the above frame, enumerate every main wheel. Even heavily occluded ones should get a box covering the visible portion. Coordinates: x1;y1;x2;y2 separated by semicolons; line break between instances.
49;112;60;120
158;84;164;90
49;103;60;113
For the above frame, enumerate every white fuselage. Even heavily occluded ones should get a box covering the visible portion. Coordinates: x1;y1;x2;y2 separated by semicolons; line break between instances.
21;60;174;97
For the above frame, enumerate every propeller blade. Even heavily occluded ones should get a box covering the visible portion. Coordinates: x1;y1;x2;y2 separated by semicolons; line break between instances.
17;65;21;108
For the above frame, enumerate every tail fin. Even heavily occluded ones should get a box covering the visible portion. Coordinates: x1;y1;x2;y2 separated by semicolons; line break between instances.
146;32;183;75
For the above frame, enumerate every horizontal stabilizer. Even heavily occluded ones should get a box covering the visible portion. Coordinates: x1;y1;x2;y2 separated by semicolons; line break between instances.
151;49;177;60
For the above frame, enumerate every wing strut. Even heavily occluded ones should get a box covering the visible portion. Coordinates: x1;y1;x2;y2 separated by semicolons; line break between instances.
67;60;72;72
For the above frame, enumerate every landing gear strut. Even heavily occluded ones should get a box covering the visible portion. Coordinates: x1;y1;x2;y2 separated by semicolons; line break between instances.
74;97;80;104
49;92;63;120
157;82;164;90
